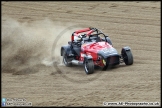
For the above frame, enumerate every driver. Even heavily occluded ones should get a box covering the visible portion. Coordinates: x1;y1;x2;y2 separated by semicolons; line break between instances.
73;34;86;47
74;34;82;42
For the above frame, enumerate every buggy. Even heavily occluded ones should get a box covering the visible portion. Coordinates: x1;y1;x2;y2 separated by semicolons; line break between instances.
61;27;133;74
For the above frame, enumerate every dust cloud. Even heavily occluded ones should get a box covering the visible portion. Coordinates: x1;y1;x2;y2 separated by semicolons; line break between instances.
1;17;78;74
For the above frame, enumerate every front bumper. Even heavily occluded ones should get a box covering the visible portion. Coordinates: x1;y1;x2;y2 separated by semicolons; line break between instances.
107;55;120;65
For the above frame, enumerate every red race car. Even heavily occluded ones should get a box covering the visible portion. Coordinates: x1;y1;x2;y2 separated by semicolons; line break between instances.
61;27;133;74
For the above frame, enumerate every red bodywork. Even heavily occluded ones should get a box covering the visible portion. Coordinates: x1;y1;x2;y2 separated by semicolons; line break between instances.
72;28;113;67
80;42;112;66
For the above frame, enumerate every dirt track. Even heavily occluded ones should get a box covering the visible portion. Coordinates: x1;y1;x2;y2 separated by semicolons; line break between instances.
2;1;161;106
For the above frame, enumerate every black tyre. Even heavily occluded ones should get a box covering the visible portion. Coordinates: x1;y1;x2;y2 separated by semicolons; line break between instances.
63;50;72;67
84;59;94;74
94;65;100;69
121;49;133;65
98;55;108;71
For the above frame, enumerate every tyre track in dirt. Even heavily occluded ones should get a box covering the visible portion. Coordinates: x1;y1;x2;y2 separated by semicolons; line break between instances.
2;1;160;106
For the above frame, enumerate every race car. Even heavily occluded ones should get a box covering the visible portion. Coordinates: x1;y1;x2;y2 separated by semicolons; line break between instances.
61;27;133;74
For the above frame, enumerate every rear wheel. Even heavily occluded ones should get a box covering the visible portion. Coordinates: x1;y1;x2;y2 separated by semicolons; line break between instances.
63;50;72;67
121;49;133;65
84;59;94;74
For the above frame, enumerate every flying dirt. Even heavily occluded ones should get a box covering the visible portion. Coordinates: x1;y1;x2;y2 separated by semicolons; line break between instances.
2;17;81;75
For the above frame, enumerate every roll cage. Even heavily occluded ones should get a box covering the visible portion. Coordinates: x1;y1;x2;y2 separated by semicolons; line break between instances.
71;27;109;43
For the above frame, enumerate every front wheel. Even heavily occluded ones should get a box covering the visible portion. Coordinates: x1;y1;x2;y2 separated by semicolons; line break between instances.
84;59;94;74
121;49;133;65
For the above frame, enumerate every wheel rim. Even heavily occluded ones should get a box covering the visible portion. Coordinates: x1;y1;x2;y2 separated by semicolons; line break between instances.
63;54;68;65
84;61;89;72
63;57;67;65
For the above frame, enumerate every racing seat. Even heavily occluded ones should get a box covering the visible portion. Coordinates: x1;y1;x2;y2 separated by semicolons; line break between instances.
95;37;101;42
71;41;81;56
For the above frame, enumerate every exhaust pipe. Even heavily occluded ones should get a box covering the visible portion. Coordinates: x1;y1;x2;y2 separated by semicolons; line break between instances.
71;60;83;65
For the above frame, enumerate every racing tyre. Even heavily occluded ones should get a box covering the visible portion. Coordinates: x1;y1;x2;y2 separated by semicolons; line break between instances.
63;50;72;67
121;49;133;65
84;59;94;74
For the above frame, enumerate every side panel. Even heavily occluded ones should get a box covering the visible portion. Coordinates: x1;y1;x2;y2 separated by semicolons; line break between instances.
80;52;85;61
86;52;98;60
73;47;81;56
